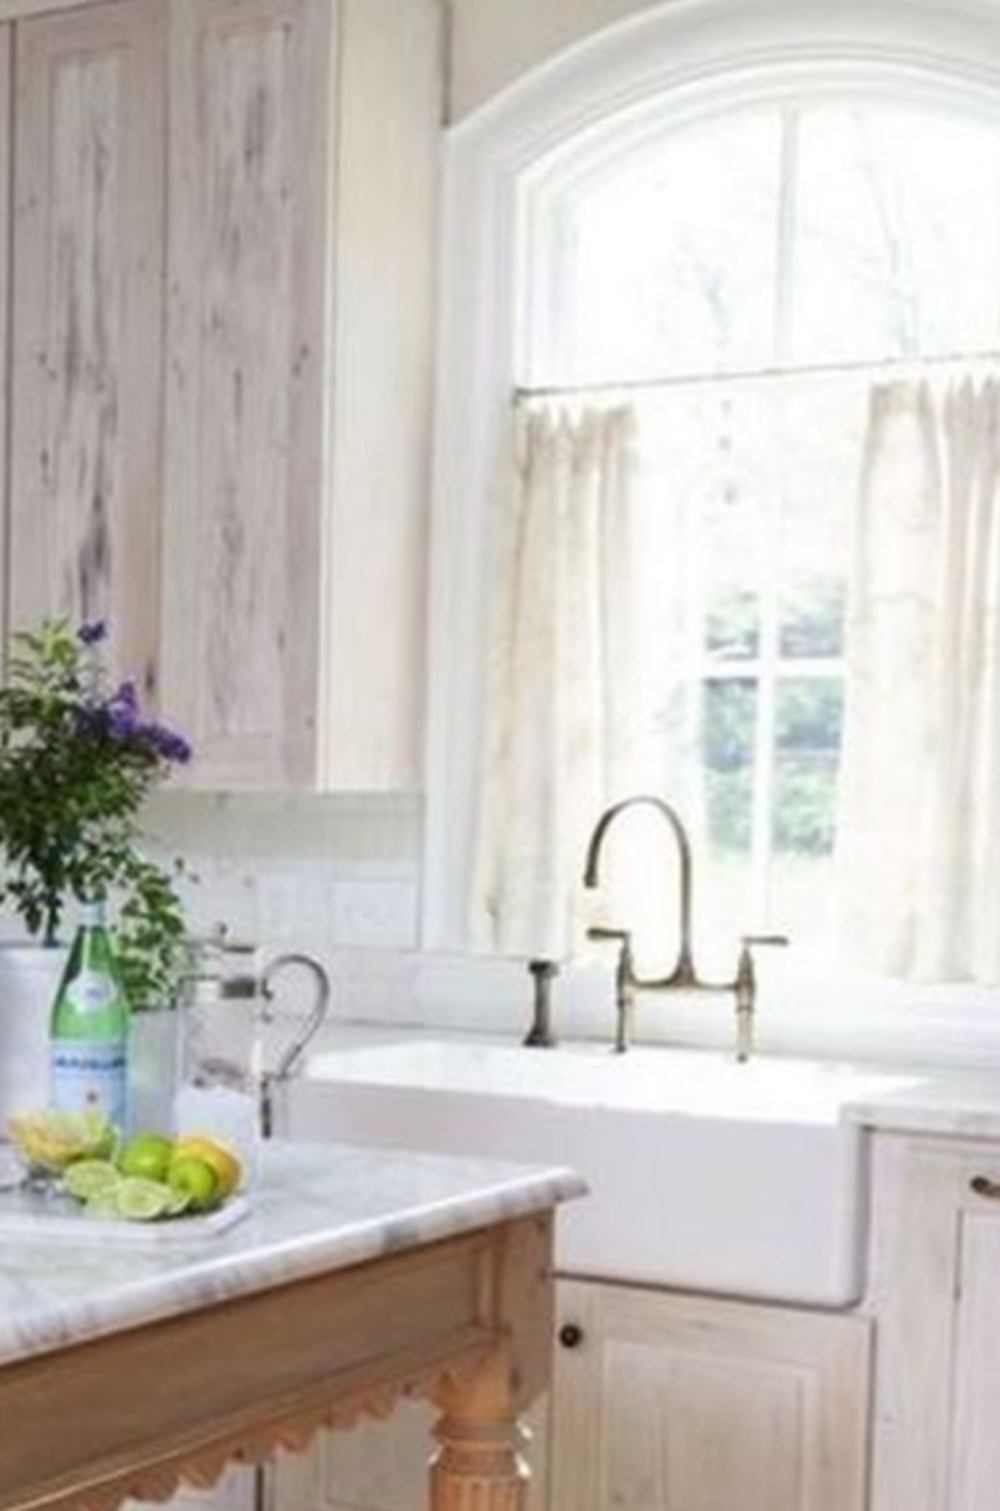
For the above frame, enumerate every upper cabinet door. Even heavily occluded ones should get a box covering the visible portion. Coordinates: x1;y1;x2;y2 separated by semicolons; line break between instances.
10;0;166;697
162;0;336;791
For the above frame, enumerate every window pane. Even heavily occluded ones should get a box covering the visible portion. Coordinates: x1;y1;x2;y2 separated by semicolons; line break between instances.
550;110;782;383
703;678;757;857
779;576;845;658
707;583;760;660
791;105;1000;363
772;677;843;857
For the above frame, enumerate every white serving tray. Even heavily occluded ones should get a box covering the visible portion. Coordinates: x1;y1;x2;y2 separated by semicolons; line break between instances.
0;1188;250;1244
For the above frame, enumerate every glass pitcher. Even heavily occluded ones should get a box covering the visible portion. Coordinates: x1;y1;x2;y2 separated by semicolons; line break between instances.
176;928;330;1174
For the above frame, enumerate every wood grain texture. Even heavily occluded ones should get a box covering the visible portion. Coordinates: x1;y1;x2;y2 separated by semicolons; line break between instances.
10;0;165;695
162;0;335;790
551;1278;870;1511
0;1215;555;1511
0;0;122;25
867;1133;1000;1511
0;26;10;662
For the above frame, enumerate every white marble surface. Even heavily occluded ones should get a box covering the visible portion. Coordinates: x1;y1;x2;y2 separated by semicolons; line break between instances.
843;1066;1000;1139
0;1142;583;1368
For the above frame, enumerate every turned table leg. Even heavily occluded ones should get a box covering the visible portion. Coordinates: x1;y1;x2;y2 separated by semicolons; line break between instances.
430;1358;531;1511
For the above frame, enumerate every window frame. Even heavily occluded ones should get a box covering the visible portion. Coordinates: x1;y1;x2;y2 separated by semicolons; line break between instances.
424;0;1000;1059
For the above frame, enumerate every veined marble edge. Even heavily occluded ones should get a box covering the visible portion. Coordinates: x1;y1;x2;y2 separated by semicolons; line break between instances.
843;1100;1000;1139
0;1164;587;1370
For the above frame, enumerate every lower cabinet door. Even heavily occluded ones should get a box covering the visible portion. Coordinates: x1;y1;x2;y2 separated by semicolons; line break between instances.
551;1280;870;1511
945;1210;1000;1511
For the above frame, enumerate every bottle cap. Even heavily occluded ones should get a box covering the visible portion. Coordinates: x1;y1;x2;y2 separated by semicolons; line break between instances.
81;898;107;928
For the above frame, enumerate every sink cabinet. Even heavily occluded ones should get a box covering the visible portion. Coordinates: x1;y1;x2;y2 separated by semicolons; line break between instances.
552;1280;869;1511
269;1277;870;1511
869;1133;1000;1511
1;0;439;792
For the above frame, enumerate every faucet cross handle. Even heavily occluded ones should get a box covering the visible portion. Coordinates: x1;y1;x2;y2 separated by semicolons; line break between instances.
734;934;790;1063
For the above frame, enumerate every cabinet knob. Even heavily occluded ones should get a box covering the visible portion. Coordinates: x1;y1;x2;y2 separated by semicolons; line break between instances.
970;1175;1000;1200
558;1322;584;1350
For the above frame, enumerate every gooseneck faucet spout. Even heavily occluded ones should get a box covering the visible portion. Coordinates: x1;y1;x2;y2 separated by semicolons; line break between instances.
582;794;697;989
582;793;788;1059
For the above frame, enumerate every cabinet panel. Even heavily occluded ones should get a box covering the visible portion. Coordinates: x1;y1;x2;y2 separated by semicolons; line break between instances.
553;1280;869;1511
869;1136;1000;1511
949;1212;1000;1511
0;24;9;655
10;0;165;691
162;0;335;789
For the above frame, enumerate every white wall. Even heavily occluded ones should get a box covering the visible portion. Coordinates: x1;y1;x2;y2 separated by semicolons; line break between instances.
448;0;678;119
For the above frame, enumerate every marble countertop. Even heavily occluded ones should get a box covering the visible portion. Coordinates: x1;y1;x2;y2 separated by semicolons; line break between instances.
843;1066;1000;1139
0;1142;584;1369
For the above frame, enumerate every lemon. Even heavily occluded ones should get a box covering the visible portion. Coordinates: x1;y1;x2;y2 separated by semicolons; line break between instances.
62;1159;121;1203
167;1154;220;1212
118;1132;174;1182
9;1109;116;1172
174;1136;242;1199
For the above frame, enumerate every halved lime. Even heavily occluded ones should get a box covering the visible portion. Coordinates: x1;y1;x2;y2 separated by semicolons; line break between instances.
62;1159;121;1203
164;1189;192;1217
113;1177;176;1222
86;1188;126;1220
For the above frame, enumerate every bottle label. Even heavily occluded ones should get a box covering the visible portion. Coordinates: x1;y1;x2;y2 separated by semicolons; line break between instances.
50;1040;128;1128
66;969;118;1014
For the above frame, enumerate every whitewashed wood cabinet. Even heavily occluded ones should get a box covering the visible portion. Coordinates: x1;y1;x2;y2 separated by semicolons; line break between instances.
269;1275;870;1511
869;1133;1000;1511
161;0;440;791
551;1279;870;1511
2;0;440;791
9;0;166;693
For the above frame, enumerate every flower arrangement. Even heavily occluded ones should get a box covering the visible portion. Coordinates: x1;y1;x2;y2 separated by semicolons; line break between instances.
0;620;193;1007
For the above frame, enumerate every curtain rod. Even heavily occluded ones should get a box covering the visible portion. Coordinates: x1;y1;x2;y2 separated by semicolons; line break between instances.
515;346;1000;401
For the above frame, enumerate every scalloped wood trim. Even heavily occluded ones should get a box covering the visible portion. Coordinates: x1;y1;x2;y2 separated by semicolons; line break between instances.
50;1342;495;1511
0;1214;557;1511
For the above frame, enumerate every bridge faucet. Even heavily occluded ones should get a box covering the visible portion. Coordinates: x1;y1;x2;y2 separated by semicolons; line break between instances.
582;794;787;1060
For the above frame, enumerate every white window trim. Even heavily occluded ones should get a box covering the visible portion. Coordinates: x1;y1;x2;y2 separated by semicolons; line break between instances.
424;0;1000;1062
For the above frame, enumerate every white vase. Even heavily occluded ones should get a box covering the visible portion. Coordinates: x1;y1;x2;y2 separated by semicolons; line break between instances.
0;942;68;1134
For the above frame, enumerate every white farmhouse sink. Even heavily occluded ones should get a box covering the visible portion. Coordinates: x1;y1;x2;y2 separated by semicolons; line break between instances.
291;1039;917;1305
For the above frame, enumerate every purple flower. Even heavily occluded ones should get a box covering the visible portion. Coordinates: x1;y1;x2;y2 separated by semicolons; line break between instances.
104;680;142;740
78;621;107;646
143;722;193;765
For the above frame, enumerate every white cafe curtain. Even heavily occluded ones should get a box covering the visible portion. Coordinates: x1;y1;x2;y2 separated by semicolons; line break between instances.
468;402;643;959
836;376;1000;981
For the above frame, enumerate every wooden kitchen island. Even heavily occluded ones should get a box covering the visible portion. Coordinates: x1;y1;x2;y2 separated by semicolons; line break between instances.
0;1143;583;1511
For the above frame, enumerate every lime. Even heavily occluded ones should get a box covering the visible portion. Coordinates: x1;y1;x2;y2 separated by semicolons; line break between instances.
62;1159;121;1203
86;1188;126;1220
167;1154;220;1213
174;1136;242;1198
164;1189;192;1217
113;1177;176;1222
118;1132;174;1182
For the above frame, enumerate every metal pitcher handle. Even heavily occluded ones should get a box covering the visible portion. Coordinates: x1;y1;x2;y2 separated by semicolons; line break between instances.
259;953;331;1085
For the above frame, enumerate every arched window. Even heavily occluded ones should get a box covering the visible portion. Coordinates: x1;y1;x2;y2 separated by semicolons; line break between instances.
426;1;1000;1037
515;94;1000;953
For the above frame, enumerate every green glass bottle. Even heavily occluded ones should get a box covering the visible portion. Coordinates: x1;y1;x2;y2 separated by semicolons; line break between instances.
49;898;130;1129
